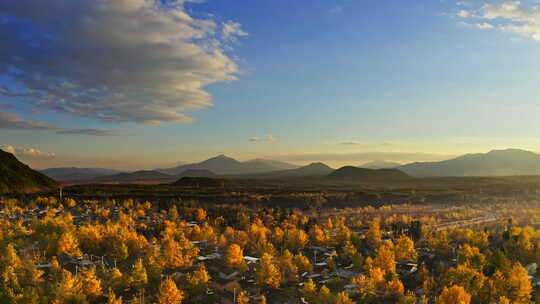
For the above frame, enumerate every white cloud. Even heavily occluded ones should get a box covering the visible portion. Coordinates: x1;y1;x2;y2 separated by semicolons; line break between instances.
456;1;540;41
0;145;55;159
249;135;277;142
0;0;247;125
222;21;248;42
476;22;494;29
457;10;472;17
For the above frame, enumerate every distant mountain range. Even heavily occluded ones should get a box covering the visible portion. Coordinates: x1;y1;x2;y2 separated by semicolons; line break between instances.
40;167;124;181
95;170;173;182
328;166;413;181
400;149;540;177
0;149;58;193
37;149;540;183
156;155;299;175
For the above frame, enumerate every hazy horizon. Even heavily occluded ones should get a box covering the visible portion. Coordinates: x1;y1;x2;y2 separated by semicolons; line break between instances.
7;147;540;171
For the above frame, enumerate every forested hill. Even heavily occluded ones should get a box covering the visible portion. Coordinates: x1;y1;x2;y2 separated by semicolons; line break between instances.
0;149;58;193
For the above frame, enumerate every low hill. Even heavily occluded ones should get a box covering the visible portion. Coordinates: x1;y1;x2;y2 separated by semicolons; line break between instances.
400;149;540;177
95;170;173;182
229;162;334;179
177;169;217;178
0;149;58;193
40;167;123;181
290;162;334;176
327;166;412;181
267;162;334;178
172;176;231;187
157;155;298;175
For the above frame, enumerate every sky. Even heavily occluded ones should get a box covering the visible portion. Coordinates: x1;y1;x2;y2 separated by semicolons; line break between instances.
2;0;540;170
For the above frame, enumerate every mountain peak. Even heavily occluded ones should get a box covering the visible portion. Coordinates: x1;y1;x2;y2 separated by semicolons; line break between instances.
305;162;332;169
210;154;233;160
201;154;239;164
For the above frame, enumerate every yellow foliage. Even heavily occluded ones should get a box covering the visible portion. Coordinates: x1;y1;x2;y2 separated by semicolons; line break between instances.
337;291;356;304
374;241;396;273
285;228;309;252
57;232;81;257
395;235;417;263
81;266;102;299
366;218;382;248
237;290;250;304
195;208;207;221
256;253;281;288
457;244;485;271
161;233;199;268
187;264;211;286
437;285;471;304
505;263;532;304
130;259;148;287
107;288;123;304
443;265;486;298
279;250;298;283
157;278;184;304
226;244;245;268
294;253;312;273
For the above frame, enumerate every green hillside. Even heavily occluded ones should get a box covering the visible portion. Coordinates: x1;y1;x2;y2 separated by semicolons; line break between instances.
0;149;59;193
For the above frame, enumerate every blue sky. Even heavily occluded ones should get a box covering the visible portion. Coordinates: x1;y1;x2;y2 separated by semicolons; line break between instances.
1;0;540;169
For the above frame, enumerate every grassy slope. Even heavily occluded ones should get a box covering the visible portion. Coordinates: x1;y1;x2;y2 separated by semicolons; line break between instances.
0;150;58;193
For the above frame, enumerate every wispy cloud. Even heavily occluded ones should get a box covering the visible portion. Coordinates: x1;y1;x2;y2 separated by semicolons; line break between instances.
222;21;248;42
338;141;366;146
0;109;130;136
249;135;277;142
337;141;398;147
476;22;494;29
457;10;472;18
58;129;132;136
0;0;248;125
0;110;60;130
0;145;55;159
456;1;540;41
